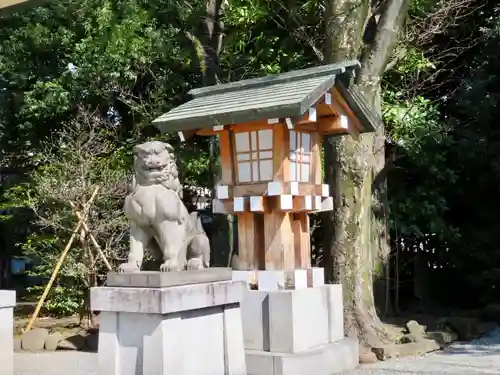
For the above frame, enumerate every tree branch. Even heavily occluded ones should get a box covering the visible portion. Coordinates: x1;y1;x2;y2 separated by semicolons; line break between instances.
384;47;407;72
358;0;410;87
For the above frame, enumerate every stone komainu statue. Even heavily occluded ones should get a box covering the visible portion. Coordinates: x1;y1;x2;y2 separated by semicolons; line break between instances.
119;141;211;272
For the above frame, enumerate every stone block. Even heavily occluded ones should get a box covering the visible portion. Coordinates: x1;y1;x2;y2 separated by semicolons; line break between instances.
106;268;232;288
21;327;48;351
257;270;308;291
246;338;358;375
0;290;15;375
93;280;246;375
0;290;15;308
232;270;256;286
426;330;458;348
44;332;63;351
239;285;345;354
323;284;344;342
393;339;440;358
268;288;329;353
58;334;86;350
240;290;269;351
91;280;245;314
223;303;247;375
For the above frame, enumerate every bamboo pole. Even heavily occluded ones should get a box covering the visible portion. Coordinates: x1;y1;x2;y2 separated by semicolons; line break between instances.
23;186;100;333
69;201;112;271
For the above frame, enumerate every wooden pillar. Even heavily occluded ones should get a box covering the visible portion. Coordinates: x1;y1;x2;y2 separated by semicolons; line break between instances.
218;130;234;184
237;212;264;269
311;132;323;185
292;213;311;269
273;124;290;181
263;212;295;270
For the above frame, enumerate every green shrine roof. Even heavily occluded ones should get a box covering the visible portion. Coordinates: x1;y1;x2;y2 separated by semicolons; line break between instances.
152;60;380;133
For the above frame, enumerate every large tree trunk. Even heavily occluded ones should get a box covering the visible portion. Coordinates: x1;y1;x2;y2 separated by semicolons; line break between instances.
186;0;224;194
323;0;408;347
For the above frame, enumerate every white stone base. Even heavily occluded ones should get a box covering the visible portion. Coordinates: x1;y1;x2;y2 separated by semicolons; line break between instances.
0;290;15;375
232;268;325;291
246;338;358;375
91;277;247;375
235;275;358;375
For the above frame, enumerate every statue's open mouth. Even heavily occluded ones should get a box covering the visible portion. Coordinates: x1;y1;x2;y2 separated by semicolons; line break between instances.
147;165;165;172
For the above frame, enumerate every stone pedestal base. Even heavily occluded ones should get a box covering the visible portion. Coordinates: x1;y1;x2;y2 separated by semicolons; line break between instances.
0;290;15;375
233;269;359;375
246;339;358;375
91;268;247;375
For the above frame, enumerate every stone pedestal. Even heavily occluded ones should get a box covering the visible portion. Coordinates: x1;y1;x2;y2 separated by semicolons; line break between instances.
0;290;15;375
91;268;247;375
233;268;359;375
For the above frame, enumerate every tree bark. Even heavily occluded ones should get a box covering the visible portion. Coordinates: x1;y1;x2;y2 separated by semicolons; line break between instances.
186;0;225;194
200;0;223;87
323;0;409;346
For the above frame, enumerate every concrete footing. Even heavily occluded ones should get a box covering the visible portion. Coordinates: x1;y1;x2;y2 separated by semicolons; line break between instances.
234;269;359;375
91;268;247;375
0;290;15;375
246;338;359;375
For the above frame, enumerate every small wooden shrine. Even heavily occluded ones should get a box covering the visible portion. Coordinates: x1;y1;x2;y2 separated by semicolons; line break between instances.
153;60;379;272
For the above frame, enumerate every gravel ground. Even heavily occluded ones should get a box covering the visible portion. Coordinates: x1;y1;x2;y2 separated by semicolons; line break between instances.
341;327;500;375
14;328;500;375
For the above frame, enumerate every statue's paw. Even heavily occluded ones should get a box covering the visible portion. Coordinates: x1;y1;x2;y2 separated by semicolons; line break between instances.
186;258;204;270
160;259;181;272
118;262;140;273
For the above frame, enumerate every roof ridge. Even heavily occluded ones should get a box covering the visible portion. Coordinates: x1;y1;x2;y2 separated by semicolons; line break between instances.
189;60;360;99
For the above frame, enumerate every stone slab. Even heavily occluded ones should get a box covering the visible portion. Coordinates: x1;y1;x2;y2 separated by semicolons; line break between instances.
91;280;245;314
240;285;343;353
324;284;344;342
97;301;246;375
268;287;329;353
0;290;15;375
246;338;359;375
0;290;15;309
106;267;232;288
241;290;270;351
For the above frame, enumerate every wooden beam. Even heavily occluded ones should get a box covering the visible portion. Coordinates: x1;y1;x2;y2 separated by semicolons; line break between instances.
177;130;197;141
228;182;325;197
312;116;359;139
196;128;222;136
315;93;337;116
229;120;273;133
331;88;365;132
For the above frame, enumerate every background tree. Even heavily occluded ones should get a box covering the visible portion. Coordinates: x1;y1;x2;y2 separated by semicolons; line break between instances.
321;0;409;346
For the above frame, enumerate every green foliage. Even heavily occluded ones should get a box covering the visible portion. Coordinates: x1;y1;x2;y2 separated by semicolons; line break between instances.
0;0;219;316
383;93;459;242
394;48;435;75
23;236;85;316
